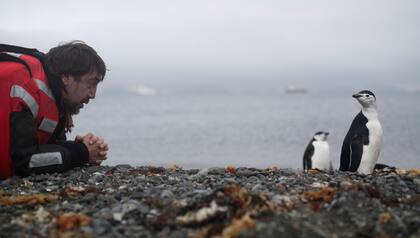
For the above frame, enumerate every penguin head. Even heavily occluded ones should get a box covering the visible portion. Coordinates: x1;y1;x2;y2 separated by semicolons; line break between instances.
313;131;329;141
352;90;376;107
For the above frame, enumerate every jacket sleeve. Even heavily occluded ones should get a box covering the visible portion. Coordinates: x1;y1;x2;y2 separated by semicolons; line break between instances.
10;109;89;176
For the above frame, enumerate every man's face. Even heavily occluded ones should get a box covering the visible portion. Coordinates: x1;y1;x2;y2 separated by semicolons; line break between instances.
61;71;101;115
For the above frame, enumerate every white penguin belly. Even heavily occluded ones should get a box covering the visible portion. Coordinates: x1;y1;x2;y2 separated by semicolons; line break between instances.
311;141;330;170
358;120;383;174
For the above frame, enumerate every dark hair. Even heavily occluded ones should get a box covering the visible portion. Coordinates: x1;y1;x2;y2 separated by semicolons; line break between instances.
45;40;106;81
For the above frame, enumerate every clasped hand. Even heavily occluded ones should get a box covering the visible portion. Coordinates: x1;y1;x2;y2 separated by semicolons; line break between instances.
75;133;109;165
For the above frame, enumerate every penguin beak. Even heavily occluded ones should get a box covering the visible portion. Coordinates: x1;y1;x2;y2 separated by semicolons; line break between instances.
352;93;362;99
325;132;329;136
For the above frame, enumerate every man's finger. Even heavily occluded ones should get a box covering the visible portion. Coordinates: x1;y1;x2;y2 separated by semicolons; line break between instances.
95;157;107;164
75;135;83;142
99;143;109;150
89;136;99;145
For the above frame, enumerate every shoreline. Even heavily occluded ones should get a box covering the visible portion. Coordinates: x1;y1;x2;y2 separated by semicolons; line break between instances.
1;165;419;237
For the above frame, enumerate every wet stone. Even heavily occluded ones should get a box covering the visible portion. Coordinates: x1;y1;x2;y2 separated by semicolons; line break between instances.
251;183;264;192
160;190;174;199
115;164;134;171
187;169;200;175
80;192;97;203
88;174;104;184
223;177;237;184
32;174;49;182
207;167;226;175
236;168;260;177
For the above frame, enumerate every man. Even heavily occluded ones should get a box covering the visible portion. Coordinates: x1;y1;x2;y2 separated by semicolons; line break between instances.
0;41;109;179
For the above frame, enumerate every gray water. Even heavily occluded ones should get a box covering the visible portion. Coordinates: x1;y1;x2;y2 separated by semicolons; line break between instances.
69;87;420;169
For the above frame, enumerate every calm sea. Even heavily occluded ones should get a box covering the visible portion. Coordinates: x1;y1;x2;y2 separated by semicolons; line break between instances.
69;86;420;169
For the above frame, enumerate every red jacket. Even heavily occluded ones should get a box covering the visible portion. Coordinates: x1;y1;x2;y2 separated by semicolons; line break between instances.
0;46;89;179
0;53;59;178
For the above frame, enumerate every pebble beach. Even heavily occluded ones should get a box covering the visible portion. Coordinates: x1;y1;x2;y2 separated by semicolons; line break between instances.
1;165;419;238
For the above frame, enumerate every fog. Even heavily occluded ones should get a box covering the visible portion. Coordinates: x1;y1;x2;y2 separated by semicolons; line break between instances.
2;0;419;93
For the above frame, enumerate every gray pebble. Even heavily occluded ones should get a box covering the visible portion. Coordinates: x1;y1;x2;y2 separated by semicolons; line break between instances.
160;190;174;199
208;167;226;175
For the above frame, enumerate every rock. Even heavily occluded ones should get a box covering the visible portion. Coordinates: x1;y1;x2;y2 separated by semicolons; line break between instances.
207;167;226;175
251;184;263;192
80;192;97;203
223;178;237;184
236;168;259;177
44;185;59;192
187;169;200;175
32;174;49;182
160;190;174;199
137;204;150;215
115;164;134;171
95;208;113;220
88;173;104;184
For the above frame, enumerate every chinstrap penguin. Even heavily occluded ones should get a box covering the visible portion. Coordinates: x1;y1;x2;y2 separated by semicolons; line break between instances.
339;90;383;174
303;131;332;171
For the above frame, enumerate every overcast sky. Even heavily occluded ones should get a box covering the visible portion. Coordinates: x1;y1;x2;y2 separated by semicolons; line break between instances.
1;0;419;91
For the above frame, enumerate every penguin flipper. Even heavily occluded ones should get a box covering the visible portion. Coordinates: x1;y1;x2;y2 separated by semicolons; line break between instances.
340;136;351;171
303;143;314;170
349;135;365;172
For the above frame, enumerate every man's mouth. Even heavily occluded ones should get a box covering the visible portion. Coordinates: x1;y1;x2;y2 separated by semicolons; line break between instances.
80;100;89;108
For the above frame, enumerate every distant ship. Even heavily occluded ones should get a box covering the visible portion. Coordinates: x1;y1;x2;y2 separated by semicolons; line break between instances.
133;84;157;96
286;85;307;94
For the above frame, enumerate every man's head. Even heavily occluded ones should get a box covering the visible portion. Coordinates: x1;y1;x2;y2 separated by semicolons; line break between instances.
45;41;106;114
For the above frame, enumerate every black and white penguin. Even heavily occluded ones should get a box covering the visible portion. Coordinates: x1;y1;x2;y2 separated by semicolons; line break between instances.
303;131;332;171
339;90;383;174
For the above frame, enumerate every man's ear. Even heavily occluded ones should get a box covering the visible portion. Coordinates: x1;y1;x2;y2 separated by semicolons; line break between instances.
61;75;71;85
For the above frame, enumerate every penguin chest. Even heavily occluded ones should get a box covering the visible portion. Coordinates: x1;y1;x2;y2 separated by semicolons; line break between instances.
311;141;330;170
359;120;383;174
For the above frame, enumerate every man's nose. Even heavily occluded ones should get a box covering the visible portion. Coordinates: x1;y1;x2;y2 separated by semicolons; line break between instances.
89;86;97;99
